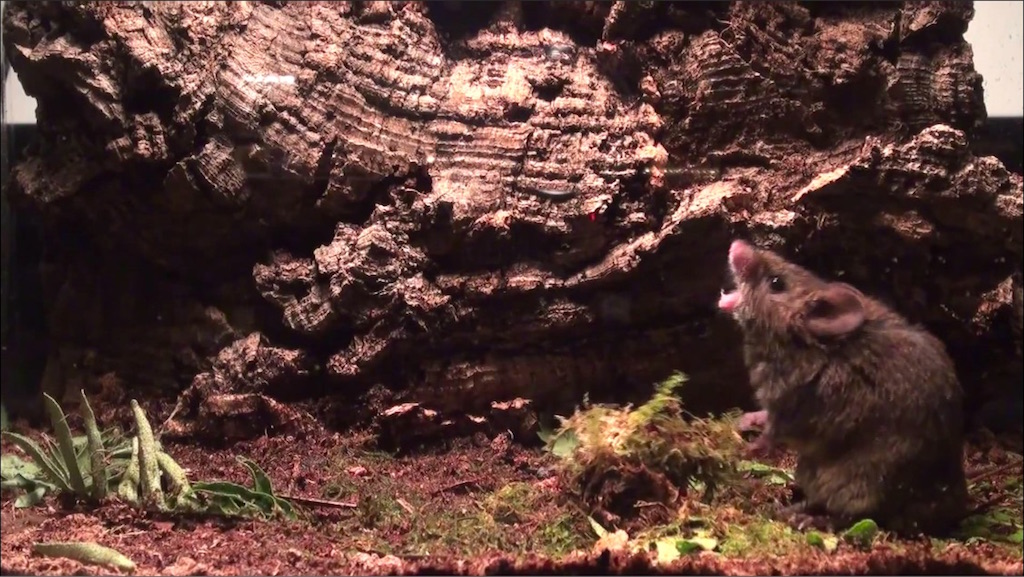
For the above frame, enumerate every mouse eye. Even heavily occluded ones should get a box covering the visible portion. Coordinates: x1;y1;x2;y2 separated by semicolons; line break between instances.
768;276;786;293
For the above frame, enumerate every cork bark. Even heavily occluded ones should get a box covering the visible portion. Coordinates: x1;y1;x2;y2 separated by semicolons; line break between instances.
3;1;1020;443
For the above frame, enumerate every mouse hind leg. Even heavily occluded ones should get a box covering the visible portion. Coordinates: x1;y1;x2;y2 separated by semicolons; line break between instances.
775;457;840;531
784;453;886;532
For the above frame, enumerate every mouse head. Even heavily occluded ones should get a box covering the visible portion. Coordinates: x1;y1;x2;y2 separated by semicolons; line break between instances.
718;239;867;341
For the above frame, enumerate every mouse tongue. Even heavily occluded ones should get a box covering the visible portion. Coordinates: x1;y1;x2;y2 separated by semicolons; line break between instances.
728;240;755;280
718;290;740;311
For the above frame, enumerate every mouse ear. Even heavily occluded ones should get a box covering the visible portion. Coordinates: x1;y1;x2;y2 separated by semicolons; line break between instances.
803;282;866;338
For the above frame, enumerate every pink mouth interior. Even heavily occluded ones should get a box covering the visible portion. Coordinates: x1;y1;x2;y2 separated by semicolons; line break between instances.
718;240;755;312
718;291;740;311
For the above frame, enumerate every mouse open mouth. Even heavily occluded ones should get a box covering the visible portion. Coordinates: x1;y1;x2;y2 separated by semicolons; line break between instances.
719;274;739;312
719;288;741;312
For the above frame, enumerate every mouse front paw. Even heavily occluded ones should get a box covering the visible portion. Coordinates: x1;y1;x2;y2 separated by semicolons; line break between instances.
737;409;768;432
744;433;777;459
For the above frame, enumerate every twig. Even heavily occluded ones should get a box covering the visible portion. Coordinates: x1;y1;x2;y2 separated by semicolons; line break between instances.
968;459;1023;486
356;549;431;560
965;493;1014;518
278;494;357;509
432;477;481;495
961;458;1024;518
395;497;416;514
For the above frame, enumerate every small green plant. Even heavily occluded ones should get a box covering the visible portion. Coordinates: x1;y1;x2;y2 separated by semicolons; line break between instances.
1;391;126;506
958;507;1024;546
1;392;297;521
1;452;53;507
188;456;298;520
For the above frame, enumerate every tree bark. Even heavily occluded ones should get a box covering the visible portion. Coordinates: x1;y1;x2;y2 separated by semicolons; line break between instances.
3;1;1020;442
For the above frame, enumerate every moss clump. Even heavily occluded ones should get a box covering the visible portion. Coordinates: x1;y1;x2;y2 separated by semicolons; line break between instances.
358;492;406;530
323;445;594;559
541;372;746;527
537;513;593;557
404;487;591;558
718;517;808;557
485;482;542;525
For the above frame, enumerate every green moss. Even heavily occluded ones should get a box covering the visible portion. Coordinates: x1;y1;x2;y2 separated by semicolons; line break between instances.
484;482;541;525
541;372;746;521
322;477;359;501
401;483;592;558
405;510;501;556
357;492;405;530
718;517;808;557
537;513;592;557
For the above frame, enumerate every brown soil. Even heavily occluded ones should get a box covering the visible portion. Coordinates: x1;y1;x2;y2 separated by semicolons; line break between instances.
2;427;1021;576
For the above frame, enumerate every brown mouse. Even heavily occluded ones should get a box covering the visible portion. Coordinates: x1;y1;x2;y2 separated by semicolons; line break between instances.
718;239;968;535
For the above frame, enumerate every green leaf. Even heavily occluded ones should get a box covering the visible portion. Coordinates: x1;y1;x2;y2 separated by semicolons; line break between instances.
654;538;682;564
78;390;108;501
42;393;88;495
2;453;42;481
1;431;73;492
806;531;838;552
2;472;51;490
676;536;718;554
191;480;261;497
236;456;273;495
736;461;774;473
4;471;56;508
72;435;89;453
536;427;553;444
549;430;579;458
156;452;191;500
993;511;1015;525
274;496;296;518
737;460;794;485
38;435;70;480
130;400;164;508
16;485;49;508
842;519;879;547
116;437;141;504
587;516;609;538
191;481;278;518
806;531;824;548
1006;528;1023;545
32;541;136;571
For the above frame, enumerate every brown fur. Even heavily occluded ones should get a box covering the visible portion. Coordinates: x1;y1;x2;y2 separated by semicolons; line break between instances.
720;239;968;535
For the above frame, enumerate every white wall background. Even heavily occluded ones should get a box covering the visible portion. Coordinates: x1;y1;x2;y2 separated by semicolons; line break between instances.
3;1;1023;122
966;1;1023;117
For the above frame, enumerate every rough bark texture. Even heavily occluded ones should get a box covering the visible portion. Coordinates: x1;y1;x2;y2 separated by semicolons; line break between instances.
3;1;1021;443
